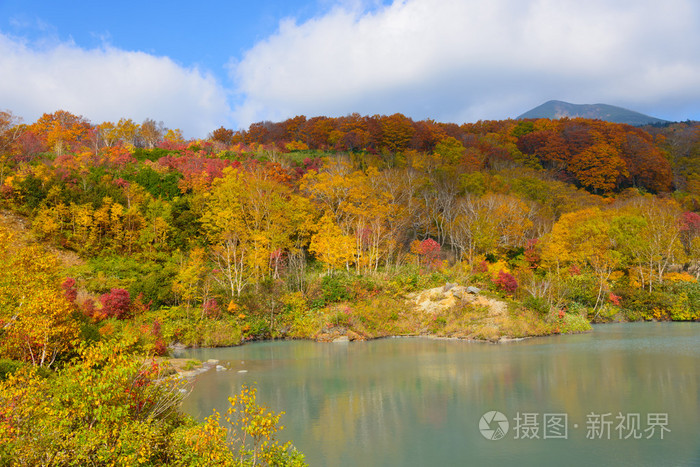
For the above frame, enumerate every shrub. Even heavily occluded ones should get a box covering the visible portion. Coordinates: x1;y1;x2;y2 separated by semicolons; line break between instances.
202;299;221;319
0;343;306;465
614;287;675;320
99;288;132;319
561;313;592;333
171;384;306;465
388;270;420;295
150;319;167;356
666;281;700;321
566;301;589;317
321;275;353;303
61;277;78;304
565;274;598;307
0;359;23;381
523;295;549;315
0;341;186;464
244;316;271;340
495;270;518;294
129;270;178;308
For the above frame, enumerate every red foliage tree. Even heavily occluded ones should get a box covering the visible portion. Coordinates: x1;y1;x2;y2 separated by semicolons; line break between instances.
379;113;415;154
517;130;570;170
158;152;239;192
14;129;47;161
282;115;307;143
561;121;594;154
294;157;322;179
679;211;700;255
210;126;234;146
524;239;541;269
620;131;672;192
411;119;444;152
301;116;334;149
411;238;441;270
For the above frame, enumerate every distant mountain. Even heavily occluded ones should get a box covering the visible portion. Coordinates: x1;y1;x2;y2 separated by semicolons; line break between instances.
517;100;669;126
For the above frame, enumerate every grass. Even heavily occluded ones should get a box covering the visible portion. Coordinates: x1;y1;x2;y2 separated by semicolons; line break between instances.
307;285;584;342
183;359;201;371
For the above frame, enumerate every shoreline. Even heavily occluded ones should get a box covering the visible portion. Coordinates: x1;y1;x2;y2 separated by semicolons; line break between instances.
166;320;699;377
165;327;598;377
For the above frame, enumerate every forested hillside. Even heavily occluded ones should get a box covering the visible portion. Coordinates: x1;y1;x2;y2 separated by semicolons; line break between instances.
1;110;700;344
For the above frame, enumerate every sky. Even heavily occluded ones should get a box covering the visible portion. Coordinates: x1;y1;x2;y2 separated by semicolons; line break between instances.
1;0;699;138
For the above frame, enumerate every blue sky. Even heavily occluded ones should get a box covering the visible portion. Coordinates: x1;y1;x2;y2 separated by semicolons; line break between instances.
1;0;699;137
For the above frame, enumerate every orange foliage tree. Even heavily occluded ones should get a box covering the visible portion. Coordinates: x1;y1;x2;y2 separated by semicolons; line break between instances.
31;110;91;156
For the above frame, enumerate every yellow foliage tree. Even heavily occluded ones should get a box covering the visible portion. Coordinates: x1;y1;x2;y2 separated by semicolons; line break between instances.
541;208;622;310
202;167;313;297
0;227;79;367
309;213;355;273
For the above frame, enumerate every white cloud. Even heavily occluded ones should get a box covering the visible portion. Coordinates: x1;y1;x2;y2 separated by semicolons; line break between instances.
231;0;700;127
0;33;231;138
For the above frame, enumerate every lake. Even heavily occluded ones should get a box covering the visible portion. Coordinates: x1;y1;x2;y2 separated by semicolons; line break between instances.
178;323;700;466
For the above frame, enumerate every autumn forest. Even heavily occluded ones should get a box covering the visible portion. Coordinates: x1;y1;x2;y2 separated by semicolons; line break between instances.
1;109;699;464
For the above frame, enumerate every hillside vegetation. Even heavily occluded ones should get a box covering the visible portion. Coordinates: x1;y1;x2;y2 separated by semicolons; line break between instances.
1;108;699;463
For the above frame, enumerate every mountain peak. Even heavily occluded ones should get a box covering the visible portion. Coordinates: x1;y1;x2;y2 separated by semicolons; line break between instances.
518;100;668;126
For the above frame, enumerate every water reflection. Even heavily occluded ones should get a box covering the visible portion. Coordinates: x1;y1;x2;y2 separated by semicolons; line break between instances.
179;323;700;467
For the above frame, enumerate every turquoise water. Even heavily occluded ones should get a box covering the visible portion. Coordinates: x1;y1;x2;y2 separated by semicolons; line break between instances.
178;323;700;466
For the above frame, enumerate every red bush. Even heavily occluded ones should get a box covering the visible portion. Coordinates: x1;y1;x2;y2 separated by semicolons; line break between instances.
99;288;132;319
608;293;621;306
151;319;167;356
203;299;221;319
495;270;518;294
153;338;167;356
82;298;96;319
61;277;78;304
524;239;541;269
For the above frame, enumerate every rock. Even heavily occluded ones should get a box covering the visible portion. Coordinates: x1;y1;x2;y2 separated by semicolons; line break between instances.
347;330;364;341
332;335;350;343
452;287;464;299
442;282;456;292
216;365;226;371
237;369;248;373
467;286;481;294
206;359;220;365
